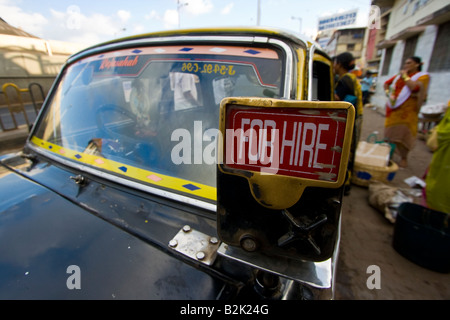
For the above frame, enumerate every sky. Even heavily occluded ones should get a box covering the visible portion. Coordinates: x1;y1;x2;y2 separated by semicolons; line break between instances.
0;0;372;46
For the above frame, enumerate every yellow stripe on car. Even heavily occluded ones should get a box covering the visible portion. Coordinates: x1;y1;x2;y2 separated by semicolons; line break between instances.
31;136;217;201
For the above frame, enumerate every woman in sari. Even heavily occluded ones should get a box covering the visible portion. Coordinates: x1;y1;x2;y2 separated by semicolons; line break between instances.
384;56;430;168
425;103;450;214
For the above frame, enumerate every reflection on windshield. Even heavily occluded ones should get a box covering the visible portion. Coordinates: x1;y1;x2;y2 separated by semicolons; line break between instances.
33;45;283;198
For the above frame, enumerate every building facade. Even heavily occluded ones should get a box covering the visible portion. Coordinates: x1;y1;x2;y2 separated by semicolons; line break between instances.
371;0;450;109
0;18;87;106
325;26;367;62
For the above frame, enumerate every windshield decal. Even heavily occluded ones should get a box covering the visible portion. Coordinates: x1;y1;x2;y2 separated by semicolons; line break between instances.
31;136;216;201
179;61;277;88
73;45;281;86
99;56;139;70
181;62;236;75
84;56;278;88
86;46;279;61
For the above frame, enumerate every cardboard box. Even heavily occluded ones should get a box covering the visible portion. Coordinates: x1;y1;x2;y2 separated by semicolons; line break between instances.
355;141;391;167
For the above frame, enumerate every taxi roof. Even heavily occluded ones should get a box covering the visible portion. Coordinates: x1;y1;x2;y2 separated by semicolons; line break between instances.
72;27;325;60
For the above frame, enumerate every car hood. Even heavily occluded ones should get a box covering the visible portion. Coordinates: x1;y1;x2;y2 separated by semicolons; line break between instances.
0;154;231;299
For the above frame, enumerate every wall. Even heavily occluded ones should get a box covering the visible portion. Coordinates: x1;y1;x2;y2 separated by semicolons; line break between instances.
0;34;87;105
371;24;450;111
386;0;446;39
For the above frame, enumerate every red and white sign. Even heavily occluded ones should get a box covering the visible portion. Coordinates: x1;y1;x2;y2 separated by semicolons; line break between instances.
223;106;349;182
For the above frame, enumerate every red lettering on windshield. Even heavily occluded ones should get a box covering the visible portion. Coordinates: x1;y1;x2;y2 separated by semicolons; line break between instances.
100;56;139;70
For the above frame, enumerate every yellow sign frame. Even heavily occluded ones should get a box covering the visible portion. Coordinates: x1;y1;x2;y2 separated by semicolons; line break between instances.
218;97;355;209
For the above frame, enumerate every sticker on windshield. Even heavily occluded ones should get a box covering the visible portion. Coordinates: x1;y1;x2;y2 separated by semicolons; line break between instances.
90;46;279;60
75;45;281;81
223;105;351;182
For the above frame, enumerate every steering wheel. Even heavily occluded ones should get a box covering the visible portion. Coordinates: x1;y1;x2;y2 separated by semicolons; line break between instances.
95;104;161;165
96;104;138;139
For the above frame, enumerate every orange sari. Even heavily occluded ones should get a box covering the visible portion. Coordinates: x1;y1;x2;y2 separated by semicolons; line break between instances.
384;72;430;150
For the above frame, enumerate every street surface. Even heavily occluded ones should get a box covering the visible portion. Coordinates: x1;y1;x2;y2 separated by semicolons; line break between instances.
335;106;450;300
0;104;37;131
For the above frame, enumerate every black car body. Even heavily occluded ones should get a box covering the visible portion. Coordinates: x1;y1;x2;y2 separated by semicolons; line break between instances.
0;27;355;300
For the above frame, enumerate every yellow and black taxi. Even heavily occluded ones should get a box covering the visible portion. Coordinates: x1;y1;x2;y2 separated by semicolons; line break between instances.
0;27;354;300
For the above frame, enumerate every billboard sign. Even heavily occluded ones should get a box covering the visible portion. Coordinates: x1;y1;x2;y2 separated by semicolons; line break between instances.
318;9;358;32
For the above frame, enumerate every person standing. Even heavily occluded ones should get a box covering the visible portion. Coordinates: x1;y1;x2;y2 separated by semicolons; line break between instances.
170;72;199;111
384;56;430;168
425;103;450;214
361;72;373;105
333;52;363;194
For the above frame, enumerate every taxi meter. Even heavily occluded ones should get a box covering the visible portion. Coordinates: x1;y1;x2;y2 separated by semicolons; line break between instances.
217;98;355;261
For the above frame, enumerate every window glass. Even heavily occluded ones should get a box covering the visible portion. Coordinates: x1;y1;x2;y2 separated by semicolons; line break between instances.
429;21;450;72
32;45;284;201
312;59;332;101
401;35;418;71
381;46;393;76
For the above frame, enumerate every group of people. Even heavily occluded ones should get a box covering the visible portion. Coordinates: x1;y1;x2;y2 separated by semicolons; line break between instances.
334;52;449;214
333;52;430;170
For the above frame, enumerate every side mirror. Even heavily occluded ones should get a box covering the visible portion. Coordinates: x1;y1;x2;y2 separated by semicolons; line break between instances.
217;97;355;262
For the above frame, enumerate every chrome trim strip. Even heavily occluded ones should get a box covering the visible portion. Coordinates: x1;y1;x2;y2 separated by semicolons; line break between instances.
268;38;293;98
307;44;316;101
329;210;342;300
218;210;342;299
28;144;217;212
217;243;332;289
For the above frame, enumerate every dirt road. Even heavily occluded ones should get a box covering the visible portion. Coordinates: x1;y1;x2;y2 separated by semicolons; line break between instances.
335;106;450;300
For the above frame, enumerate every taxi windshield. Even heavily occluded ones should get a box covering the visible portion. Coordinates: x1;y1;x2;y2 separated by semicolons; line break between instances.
32;45;284;202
